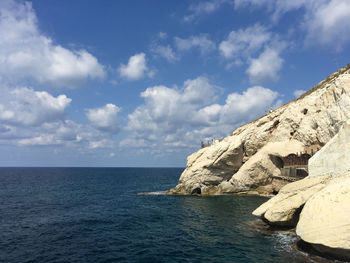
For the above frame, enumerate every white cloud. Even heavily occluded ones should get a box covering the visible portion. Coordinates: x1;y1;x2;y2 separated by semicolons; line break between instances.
0;116;117;150
0;87;116;149
158;32;168;39
219;24;285;83
0;0;105;88
233;0;317;21
184;0;233;21
293;89;306;98
118;53;149;80
86;104;120;133
122;77;278;151
89;139;113;149
126;77;218;133
17;134;58;146
304;0;350;49
246;48;284;84
233;0;293;15
1;119;84;147
0;87;71;126
219;24;271;59
234;0;350;49
151;45;178;62
175;34;216;54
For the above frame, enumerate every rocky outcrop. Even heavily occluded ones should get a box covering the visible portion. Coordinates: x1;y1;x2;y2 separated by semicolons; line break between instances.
252;174;331;226
308;119;350;177
296;173;350;260
168;63;350;195
253;119;350;260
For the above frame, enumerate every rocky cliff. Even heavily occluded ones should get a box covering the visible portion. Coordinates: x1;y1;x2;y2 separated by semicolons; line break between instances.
168;63;350;195
253;119;350;260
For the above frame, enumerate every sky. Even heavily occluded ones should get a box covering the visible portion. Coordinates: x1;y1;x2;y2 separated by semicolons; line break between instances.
0;0;350;167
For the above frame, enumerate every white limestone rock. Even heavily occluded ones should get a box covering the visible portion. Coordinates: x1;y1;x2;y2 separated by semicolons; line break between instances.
296;173;350;259
309;119;350;177
252;174;331;226
169;63;350;195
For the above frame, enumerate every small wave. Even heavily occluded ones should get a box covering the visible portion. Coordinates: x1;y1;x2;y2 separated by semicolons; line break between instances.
273;233;299;252
138;191;168;195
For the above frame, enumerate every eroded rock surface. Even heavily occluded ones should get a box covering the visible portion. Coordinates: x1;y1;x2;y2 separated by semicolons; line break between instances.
252;174;331;226
296;173;350;260
253;118;350;260
169;63;350;195
309;120;350;177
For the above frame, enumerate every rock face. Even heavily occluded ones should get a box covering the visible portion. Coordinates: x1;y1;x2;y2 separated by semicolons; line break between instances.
296;173;350;259
308;120;350;177
168;63;350;195
253;119;350;260
252;174;331;226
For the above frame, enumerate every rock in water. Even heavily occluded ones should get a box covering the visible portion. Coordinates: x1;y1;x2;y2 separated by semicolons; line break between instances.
296;173;350;260
253;118;350;260
252;174;331;227
168;63;350;195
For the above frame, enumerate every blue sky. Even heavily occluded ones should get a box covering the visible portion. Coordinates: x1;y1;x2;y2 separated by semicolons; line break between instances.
0;0;349;167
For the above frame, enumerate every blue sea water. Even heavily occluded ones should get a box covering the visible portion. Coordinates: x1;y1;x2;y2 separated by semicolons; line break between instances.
0;167;316;263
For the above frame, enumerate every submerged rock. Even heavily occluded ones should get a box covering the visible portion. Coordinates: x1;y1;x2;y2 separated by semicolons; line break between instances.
169;63;350;195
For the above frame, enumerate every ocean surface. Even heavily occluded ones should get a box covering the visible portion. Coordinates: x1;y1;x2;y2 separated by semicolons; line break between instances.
0;167;321;263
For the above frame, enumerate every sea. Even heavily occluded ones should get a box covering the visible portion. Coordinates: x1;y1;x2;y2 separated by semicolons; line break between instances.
0;167;331;263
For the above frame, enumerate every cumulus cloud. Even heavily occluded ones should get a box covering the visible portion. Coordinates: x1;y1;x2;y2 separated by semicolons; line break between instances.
0;87;71;126
122;77;279;151
0;86;118;148
126;77;219;134
0;85;88;147
0;119;83;146
86;104;120;133
118;53;150;80
219;24;271;59
175;34;216;54
0;0;105;88
246;48;284;84
219;24;284;83
303;0;350;49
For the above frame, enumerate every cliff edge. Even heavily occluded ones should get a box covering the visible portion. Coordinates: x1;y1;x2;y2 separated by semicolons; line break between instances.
168;63;350;195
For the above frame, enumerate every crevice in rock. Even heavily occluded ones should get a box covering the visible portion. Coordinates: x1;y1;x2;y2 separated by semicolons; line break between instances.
191;187;201;195
269;155;284;169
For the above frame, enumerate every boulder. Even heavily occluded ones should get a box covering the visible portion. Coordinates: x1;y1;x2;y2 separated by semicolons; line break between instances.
252;174;330;226
296;173;350;260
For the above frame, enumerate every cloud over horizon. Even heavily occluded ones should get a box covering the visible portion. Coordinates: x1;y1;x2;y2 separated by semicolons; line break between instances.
121;76;279;152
